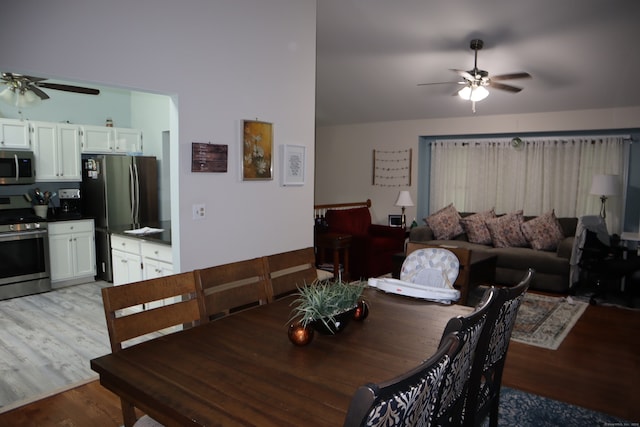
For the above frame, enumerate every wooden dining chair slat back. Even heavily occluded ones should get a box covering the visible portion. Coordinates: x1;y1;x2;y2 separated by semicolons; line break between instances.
195;257;271;321
343;333;462;427
265;247;318;300
101;271;203;427
434;286;498;426
102;271;204;352
463;268;534;427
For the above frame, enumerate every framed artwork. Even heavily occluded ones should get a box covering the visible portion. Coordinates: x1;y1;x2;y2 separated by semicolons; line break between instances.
242;120;273;180
388;214;403;227
372;148;412;187
281;144;306;186
191;143;228;173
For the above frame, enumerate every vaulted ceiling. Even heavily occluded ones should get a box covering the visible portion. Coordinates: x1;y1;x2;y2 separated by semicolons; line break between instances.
316;0;640;126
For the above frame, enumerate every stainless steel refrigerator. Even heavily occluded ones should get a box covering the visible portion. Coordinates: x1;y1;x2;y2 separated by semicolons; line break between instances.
81;154;159;281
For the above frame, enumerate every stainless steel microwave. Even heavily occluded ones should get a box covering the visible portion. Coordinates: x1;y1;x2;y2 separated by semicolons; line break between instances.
0;150;36;185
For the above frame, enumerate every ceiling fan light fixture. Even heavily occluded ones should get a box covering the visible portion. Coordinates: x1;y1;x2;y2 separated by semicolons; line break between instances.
0;86;18;105
16;88;42;108
458;84;489;102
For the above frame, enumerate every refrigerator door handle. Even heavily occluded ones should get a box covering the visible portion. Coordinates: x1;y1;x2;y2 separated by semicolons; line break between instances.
133;162;141;223
129;163;136;223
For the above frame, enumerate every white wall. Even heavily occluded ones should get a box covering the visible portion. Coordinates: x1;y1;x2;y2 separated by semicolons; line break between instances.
316;106;640;226
1;0;317;272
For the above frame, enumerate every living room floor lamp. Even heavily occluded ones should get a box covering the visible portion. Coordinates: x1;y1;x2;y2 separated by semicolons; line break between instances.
395;190;414;228
589;174;619;222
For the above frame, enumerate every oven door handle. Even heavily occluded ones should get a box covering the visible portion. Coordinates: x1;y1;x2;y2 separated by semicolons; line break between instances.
0;229;48;242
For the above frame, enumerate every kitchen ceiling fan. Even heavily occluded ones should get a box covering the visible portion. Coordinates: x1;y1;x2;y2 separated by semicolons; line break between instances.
0;72;100;108
418;39;531;112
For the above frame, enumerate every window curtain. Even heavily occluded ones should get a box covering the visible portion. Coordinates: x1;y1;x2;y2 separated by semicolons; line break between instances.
429;136;627;233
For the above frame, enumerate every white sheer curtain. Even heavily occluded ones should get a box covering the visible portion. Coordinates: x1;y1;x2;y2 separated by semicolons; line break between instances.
430;136;627;233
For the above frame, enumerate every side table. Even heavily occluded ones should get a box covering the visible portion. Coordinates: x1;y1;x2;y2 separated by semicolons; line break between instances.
315;232;352;281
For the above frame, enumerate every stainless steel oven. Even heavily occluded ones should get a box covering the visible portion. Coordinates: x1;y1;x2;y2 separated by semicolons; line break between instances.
0;196;51;300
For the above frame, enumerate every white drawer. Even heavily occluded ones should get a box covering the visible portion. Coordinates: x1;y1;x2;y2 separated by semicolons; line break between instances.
111;234;141;255
48;219;94;235
141;241;172;263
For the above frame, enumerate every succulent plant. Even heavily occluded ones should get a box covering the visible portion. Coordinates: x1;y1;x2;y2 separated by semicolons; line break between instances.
289;279;365;330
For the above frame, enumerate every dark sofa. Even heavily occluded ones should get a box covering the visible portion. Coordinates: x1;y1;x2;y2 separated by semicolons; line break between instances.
409;213;578;293
322;206;406;280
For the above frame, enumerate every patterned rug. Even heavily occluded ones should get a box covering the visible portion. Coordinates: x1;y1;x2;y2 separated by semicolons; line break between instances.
511;293;588;350
487;387;631;426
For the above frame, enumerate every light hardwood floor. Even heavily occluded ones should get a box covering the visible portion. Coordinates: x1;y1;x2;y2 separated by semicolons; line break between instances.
0;293;638;426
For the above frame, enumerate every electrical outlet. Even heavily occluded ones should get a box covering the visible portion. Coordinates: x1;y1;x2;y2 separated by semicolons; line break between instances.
192;204;206;220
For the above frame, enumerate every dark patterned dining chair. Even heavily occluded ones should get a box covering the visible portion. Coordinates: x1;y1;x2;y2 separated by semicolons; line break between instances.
195;257;271;321
343;333;462;427
463;268;534;427
433;286;498;426
101;271;204;427
265;247;319;300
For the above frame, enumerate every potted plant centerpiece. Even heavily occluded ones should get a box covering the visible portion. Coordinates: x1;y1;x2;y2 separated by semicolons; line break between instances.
289;279;368;341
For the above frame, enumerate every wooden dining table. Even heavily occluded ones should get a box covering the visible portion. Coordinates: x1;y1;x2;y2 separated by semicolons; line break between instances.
91;287;472;427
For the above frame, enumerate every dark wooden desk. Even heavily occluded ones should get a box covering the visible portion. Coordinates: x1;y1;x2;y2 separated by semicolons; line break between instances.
315;232;352;281
91;288;471;426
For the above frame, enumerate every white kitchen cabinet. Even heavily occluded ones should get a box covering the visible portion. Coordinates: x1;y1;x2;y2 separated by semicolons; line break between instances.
111;234;142;286
0;118;30;149
31;121;82;181
48;219;96;288
114;128;142;153
142;241;173;280
81;125;142;154
80;125;114;153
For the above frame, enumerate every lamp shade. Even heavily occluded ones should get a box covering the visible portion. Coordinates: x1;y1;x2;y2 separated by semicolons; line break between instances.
458;85;489;102
589;174;619;197
395;190;414;207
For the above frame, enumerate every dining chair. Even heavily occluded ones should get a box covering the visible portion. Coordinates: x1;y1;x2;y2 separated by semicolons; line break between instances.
342;333;462;427
433;285;498;426
264;247;319;300
101;271;204;427
463;268;534;427
195;257;271;320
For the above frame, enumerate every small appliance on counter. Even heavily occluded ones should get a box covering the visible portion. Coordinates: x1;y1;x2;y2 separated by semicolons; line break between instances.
58;188;82;217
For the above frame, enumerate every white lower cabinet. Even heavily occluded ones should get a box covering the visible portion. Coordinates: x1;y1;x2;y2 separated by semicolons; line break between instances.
110;235;143;286
110;234;173;310
48;220;96;288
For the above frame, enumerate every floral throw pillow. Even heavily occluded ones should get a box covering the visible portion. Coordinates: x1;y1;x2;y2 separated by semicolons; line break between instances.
425;204;464;240
521;210;566;251
485;211;528;248
460;209;496;244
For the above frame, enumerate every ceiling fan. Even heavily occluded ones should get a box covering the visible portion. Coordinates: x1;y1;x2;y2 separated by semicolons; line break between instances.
0;72;100;108
418;39;531;112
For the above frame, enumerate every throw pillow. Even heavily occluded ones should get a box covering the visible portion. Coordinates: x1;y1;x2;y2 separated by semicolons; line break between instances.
460;209;496;244
485;210;528;248
521;210;566;251
424;203;464;240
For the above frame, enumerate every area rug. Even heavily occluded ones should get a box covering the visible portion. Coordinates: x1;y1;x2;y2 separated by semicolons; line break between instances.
486;386;631;426
510;293;588;350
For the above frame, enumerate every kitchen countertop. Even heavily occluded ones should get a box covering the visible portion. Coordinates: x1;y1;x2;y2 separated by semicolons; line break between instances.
109;221;172;245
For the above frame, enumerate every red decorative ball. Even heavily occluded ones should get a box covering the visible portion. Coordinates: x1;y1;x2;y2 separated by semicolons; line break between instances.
288;323;314;346
353;300;369;321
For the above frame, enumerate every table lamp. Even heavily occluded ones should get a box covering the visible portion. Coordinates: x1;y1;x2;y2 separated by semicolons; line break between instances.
395;190;414;228
589;174;619;220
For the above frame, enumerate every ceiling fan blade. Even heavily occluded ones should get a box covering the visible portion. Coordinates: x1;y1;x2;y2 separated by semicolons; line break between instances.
36;82;100;95
491;72;531;81
417;81;464;87
450;69;475;81
28;85;50;100
489;81;523;93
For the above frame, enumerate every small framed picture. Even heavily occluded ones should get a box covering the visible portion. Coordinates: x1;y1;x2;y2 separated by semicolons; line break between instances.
242;120;273;181
281;144;305;186
191;143;228;173
388;214;403;227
